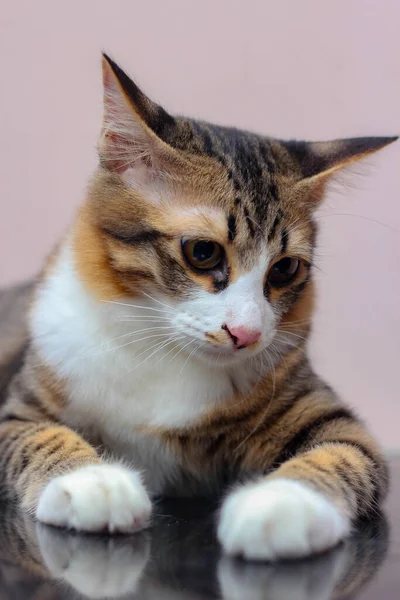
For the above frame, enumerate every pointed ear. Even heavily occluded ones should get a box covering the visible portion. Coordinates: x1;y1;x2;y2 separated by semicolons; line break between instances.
99;54;176;184
283;136;398;203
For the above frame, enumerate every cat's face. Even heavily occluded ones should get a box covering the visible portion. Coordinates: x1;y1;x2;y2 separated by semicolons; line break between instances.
74;55;396;368
87;159;315;367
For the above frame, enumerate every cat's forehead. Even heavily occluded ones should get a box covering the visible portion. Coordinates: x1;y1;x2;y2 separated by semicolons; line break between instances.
162;118;304;249
171;118;294;216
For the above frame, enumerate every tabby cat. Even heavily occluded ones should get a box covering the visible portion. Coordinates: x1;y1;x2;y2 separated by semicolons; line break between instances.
0;54;396;561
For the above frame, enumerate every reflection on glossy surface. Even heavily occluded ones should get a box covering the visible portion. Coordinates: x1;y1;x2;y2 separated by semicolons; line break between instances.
0;497;389;600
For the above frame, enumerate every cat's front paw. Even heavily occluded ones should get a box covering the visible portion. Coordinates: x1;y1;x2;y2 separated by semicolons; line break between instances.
218;479;349;561
36;464;152;533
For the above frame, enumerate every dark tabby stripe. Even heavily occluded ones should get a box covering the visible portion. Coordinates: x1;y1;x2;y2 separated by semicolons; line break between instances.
274;407;356;465
227;213;237;242
268;209;283;242
112;266;154;281
281;228;288;254
103;227;165;245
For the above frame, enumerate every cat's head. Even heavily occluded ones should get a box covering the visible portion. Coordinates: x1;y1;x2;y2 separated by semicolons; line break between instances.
74;54;397;367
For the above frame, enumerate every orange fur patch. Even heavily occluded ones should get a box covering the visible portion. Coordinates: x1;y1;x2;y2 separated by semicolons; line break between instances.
72;205;127;301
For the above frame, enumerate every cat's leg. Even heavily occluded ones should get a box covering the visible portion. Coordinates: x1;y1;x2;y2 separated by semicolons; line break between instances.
0;420;151;533
218;396;387;560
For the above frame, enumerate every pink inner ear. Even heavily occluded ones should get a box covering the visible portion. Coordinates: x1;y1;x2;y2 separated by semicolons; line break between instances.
101;58;156;177
101;130;129;174
121;162;155;188
100;57;177;196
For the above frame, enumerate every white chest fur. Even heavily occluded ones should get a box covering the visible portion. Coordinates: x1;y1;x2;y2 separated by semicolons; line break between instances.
30;245;246;494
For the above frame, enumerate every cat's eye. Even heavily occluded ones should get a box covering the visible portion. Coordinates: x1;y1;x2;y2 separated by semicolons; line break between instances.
182;239;223;271
268;257;300;287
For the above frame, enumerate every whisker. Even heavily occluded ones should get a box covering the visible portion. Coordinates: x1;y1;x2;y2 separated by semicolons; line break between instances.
141;291;178;314
103;332;177;354
130;334;182;363
106;325;176;345
196;345;207;362
115;315;171;322
127;340;176;373
274;336;308;355
277;330;309;343
131;335;186;371
169;338;195;364
103;300;172;315
279;318;312;328
314;212;400;236
179;342;205;375
76;331;176;361
269;344;289;376
152;336;189;368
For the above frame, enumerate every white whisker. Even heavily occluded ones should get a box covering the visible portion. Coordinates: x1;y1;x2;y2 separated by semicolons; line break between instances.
279;319;312;328
76;331;176;361
268;343;288;375
129;335;182;364
131;335;186;371
277;330;309;343
274;336;308;355
106;325;176;345
179;342;205;376
115;315;171;322
152;336;189;368
169;338;195;364
104;332;177;354
141;291;178;314
103;300;172;315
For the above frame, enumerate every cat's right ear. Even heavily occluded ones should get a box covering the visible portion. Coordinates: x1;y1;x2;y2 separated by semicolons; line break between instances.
99;54;176;185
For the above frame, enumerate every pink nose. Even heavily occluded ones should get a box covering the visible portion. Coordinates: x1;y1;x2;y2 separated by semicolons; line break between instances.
223;325;262;349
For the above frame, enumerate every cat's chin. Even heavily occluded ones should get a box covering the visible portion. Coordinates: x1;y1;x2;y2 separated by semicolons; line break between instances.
196;347;259;368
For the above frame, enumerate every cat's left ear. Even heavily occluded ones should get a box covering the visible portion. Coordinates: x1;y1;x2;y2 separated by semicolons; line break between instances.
99;54;177;183
283;136;398;203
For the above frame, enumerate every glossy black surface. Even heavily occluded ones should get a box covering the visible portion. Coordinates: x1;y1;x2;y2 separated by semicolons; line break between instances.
0;461;399;599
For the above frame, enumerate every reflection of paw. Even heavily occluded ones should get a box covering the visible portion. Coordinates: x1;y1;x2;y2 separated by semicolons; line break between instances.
218;479;349;560
37;523;150;598
218;544;349;600
36;464;152;533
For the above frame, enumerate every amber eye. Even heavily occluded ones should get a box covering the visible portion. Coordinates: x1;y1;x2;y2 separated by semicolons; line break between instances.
268;257;300;287
182;239;223;270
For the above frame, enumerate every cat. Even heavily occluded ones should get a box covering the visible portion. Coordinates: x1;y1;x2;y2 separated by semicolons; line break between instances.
0;53;396;561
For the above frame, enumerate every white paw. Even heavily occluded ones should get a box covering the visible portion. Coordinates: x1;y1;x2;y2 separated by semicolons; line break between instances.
218;479;349;561
36;464;152;533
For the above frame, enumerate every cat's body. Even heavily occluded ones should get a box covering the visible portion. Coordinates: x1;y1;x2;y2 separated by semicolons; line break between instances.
0;54;396;561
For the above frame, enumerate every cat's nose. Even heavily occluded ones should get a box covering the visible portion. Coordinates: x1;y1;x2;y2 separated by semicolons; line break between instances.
222;325;261;349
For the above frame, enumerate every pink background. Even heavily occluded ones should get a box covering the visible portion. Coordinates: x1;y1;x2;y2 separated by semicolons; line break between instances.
0;1;399;447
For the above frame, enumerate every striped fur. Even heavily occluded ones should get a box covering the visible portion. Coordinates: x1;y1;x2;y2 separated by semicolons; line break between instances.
0;54;396;560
